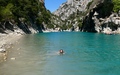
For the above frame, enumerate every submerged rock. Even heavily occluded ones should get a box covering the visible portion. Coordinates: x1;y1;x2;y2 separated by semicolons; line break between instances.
0;48;6;53
11;57;16;60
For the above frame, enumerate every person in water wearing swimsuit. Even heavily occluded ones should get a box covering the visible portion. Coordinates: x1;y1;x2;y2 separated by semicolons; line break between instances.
59;49;64;54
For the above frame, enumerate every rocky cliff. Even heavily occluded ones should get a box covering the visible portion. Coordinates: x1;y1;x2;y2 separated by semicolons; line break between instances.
81;0;113;32
81;0;120;34
0;0;45;34
54;0;92;20
1;0;120;34
53;0;120;33
0;0;64;34
53;0;93;31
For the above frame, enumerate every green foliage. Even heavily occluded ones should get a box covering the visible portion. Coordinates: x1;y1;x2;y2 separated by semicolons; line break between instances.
47;24;54;29
87;0;93;9
68;12;76;20
11;0;39;18
0;0;40;21
0;0;52;30
40;10;51;24
113;0;120;13
77;19;82;28
67;24;73;29
0;3;13;21
60;24;67;30
78;22;82;28
36;17;44;25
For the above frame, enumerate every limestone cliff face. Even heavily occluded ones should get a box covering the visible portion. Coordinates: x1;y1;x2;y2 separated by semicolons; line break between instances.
1;0;117;33
81;0;118;33
54;0;92;20
53;0;93;31
53;0;120;33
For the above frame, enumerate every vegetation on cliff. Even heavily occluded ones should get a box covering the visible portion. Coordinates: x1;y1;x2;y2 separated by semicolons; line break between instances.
0;0;39;21
0;0;53;33
0;0;120;33
87;0;93;9
113;0;120;13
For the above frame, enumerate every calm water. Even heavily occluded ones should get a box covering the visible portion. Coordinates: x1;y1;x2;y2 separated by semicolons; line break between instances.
0;32;120;75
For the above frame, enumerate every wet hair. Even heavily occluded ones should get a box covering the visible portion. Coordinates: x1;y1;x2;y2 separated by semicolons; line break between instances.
59;49;64;53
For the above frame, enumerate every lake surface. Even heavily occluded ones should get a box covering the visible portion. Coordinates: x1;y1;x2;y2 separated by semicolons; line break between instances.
0;32;120;75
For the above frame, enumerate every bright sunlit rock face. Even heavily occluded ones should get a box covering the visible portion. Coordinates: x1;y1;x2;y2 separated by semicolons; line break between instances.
67;0;73;4
53;0;92;20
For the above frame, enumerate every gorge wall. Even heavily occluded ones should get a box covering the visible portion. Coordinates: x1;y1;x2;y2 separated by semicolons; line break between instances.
0;0;45;34
53;0;92;31
82;0;120;34
0;0;64;34
54;0;92;20
0;0;120;34
54;0;120;33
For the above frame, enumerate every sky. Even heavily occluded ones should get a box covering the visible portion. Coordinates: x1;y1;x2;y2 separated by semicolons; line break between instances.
45;0;67;12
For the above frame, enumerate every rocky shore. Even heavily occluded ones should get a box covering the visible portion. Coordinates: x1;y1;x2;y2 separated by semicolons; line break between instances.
0;32;23;63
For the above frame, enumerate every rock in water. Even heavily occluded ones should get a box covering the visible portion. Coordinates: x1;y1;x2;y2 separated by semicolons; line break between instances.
0;48;6;53
11;57;16;60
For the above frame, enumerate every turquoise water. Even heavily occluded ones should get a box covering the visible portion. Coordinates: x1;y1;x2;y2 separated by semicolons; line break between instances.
0;32;120;75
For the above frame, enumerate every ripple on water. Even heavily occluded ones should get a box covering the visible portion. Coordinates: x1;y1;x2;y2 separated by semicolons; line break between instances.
1;32;120;75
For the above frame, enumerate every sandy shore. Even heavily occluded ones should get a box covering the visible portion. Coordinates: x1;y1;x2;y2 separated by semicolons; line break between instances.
0;32;23;63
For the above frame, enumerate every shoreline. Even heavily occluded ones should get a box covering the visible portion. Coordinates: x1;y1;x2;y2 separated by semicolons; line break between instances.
42;27;120;34
0;29;119;62
0;32;23;63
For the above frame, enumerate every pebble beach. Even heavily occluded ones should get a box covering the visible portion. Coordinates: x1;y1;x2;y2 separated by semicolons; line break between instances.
0;33;23;63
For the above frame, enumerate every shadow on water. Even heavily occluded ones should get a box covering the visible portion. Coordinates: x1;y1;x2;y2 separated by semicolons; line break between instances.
0;32;120;75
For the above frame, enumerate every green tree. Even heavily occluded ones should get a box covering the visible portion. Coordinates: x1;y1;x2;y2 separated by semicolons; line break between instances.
113;0;120;13
0;0;52;31
0;3;13;21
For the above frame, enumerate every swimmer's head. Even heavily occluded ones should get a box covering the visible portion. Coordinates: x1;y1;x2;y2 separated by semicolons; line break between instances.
59;49;64;53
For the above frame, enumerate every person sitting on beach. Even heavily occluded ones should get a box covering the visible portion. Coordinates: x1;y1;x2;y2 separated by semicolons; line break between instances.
59;49;64;54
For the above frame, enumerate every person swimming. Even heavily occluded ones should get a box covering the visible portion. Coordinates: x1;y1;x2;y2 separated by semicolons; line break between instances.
59;49;64;54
